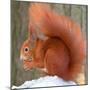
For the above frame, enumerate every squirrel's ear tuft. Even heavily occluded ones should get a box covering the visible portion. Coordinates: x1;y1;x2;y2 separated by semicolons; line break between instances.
28;24;38;48
30;25;37;41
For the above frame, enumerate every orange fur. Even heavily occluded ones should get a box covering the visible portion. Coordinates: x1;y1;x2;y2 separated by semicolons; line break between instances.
20;3;86;81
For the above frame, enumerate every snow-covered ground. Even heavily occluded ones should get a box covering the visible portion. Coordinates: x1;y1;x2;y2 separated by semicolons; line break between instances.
12;76;76;90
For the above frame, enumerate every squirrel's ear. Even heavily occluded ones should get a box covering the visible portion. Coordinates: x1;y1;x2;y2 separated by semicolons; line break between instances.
28;25;37;48
28;23;48;41
28;24;37;45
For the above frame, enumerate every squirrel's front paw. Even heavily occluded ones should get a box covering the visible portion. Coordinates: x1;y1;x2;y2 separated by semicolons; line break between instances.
23;60;32;71
23;64;30;71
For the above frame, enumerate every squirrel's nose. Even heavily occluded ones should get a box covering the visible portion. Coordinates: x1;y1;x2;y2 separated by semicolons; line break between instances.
20;54;27;61
20;55;24;61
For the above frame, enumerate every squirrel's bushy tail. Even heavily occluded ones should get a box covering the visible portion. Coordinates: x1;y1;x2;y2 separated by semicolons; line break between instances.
29;3;86;80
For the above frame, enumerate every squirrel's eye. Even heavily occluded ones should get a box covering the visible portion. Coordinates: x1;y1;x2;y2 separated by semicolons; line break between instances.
24;47;29;52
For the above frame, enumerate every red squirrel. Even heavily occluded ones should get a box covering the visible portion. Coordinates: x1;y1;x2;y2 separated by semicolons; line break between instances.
20;3;86;81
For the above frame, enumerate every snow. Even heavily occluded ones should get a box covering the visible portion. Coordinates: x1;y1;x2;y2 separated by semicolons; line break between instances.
12;76;76;90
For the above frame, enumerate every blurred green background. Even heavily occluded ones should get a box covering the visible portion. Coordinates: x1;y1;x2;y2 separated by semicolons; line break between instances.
11;0;87;86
